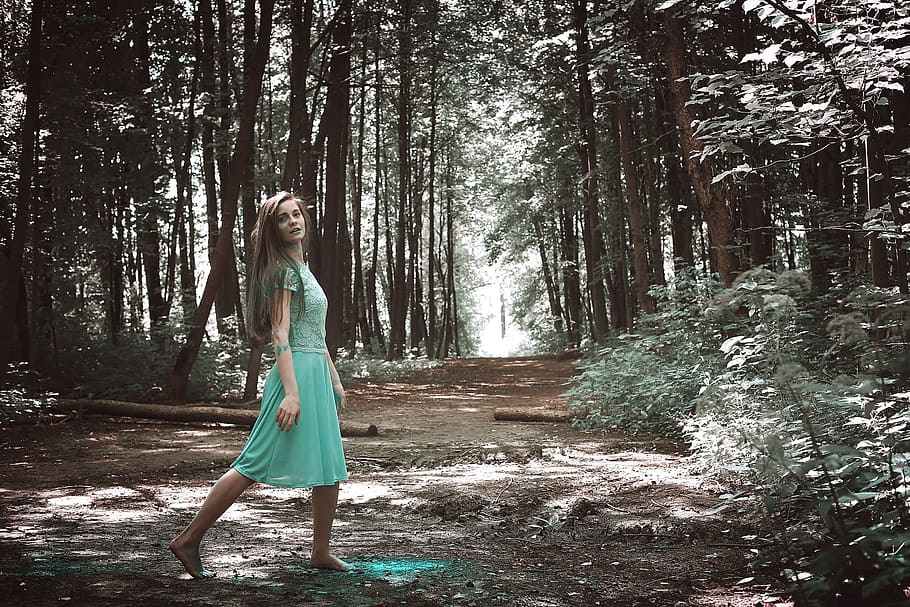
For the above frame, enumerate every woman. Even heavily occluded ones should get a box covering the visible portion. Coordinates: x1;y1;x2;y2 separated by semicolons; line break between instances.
170;191;349;578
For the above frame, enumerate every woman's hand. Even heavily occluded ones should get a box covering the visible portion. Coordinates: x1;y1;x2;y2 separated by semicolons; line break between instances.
276;394;301;432
333;386;346;413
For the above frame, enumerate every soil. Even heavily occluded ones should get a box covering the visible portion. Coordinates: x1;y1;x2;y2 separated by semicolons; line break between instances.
0;356;792;607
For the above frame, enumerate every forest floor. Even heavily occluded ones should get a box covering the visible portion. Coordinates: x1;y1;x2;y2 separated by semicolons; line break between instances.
0;355;792;607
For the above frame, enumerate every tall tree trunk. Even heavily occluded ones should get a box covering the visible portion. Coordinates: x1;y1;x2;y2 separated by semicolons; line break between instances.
534;217;566;346
199;0;221;314
426;60;438;359
602;104;630;331
805;140;849;292
352;37;372;353
213;0;240;335
177;13;200;327
446;162;458;357
240;0;257;266
641;92;666;286
340;154;355;356
169;0;275;402
572;0;610;343
31;182;55;371
408;149;425;354
559;185;582;348
615;99;654;314
369;39;386;354
740;169;772;268
667;154;695;270
0;0;43;372
388;0;411;360
438;153;453;358
321;0;352;357
281;0;315;192
133;7;167;330
100;191;124;344
663;9;738;285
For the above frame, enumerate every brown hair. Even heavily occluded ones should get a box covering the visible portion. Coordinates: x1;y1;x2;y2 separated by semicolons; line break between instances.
246;191;313;340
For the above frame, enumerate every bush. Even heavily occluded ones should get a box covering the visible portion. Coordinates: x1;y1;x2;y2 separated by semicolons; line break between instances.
567;268;724;437
569;267;910;603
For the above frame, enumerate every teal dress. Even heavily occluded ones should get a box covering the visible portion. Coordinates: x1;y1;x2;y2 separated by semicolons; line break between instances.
231;262;348;488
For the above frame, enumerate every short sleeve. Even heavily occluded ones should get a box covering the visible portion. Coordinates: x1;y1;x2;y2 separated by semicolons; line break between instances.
275;265;302;292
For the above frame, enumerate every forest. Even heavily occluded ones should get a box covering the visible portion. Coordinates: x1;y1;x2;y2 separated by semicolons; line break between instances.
2;0;910;605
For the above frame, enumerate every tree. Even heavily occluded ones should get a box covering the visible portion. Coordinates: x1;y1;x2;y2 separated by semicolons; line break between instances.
662;7;738;285
0;0;42;374
169;0;275;402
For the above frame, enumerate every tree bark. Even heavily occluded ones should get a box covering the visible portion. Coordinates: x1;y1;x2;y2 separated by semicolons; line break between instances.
558;184;582;348
533;217;566;345
54;399;377;436
572;0;610;342
615;99;654;314
352;38;372;354
641;92;666;286
281;0;315;192
368;41;386;355
169;0;275;402
321;0;352;357
30;185;54;370
603;105;630;331
426;61;439;359
131;6;168;330
663;9;738;285
0;0;43;372
388;0;411;359
666;154;695;270
199;0;221;303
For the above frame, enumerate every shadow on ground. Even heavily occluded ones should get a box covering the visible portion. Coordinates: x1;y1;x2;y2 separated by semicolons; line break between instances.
0;357;791;607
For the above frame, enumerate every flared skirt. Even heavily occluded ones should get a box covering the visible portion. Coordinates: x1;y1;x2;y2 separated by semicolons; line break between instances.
231;351;348;488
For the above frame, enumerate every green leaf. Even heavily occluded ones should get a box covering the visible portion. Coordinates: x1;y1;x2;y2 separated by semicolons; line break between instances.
656;0;683;10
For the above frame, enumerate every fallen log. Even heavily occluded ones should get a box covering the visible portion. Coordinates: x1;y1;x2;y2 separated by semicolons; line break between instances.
493;407;571;423
555;348;583;361
54;399;378;437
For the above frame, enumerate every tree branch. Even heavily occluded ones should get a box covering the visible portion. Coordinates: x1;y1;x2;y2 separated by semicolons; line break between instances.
762;0;871;131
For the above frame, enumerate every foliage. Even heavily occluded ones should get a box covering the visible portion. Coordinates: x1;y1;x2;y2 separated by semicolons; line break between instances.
573;261;910;601
567;268;726;436
508;263;566;352
700;275;910;603
54;329;249;402
335;353;441;382
751;378;910;606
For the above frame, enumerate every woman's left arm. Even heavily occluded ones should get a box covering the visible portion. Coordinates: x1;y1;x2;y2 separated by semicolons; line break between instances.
325;348;345;412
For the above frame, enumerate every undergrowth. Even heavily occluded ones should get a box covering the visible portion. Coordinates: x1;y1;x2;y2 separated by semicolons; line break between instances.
568;267;910;605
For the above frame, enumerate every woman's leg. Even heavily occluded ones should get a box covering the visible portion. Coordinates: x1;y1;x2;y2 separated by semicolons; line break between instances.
170;468;256;578
310;482;347;571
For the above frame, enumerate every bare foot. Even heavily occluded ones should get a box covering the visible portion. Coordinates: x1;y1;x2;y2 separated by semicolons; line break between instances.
310;553;349;572
169;537;216;579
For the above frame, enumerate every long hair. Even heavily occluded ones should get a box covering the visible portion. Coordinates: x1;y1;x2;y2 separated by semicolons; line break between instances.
246;191;313;341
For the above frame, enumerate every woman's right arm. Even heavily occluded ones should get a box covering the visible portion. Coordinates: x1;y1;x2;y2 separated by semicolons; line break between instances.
271;289;300;432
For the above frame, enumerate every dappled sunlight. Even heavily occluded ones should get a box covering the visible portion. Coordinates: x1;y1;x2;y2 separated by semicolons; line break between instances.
339;481;393;504
0;355;785;606
46;494;94;508
173;429;220;438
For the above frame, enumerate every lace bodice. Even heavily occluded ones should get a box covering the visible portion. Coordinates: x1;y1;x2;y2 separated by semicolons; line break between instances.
279;262;328;353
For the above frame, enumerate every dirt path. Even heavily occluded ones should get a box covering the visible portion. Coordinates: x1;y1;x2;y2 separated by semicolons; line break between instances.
0;356;790;606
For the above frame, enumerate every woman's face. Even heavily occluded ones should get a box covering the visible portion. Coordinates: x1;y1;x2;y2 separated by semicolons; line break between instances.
275;198;306;247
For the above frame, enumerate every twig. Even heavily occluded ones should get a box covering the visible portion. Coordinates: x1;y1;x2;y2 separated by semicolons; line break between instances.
492;478;514;504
